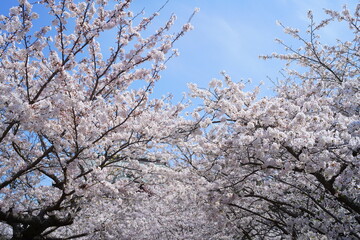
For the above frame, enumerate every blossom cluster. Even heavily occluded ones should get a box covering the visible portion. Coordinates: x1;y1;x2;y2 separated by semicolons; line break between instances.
0;1;359;239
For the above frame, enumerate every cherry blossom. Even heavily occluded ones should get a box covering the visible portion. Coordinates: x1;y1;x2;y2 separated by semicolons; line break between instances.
182;4;360;239
1;0;359;239
0;0;198;239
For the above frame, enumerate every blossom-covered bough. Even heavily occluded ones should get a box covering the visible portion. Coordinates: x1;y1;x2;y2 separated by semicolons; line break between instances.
182;4;360;239
1;0;359;239
0;0;199;239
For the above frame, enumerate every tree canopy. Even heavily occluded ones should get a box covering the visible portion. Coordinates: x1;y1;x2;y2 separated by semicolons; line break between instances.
0;0;359;239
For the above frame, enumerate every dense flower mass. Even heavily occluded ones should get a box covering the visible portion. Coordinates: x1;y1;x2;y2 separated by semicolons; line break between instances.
0;0;359;239
181;5;360;239
0;0;199;239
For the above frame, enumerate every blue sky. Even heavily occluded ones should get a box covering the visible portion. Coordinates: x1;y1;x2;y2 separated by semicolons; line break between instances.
1;0;357;101
129;0;357;101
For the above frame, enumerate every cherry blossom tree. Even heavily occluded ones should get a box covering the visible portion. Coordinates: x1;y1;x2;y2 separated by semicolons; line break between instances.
1;0;359;239
0;0;198;239
181;4;360;239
